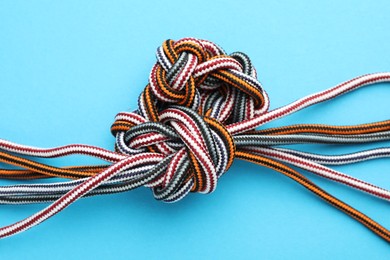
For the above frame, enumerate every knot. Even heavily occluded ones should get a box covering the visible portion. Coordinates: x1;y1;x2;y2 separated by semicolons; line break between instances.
143;38;269;124
112;106;235;202
111;38;268;202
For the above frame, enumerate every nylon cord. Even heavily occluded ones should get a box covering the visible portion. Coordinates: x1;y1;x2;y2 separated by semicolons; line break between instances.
0;38;389;241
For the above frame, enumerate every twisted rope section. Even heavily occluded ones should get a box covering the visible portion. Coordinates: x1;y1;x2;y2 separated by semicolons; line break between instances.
0;38;390;241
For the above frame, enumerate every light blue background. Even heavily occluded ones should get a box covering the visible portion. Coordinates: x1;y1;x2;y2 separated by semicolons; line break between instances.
0;0;389;259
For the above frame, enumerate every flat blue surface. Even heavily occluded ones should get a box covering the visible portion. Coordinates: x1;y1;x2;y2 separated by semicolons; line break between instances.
0;0;389;259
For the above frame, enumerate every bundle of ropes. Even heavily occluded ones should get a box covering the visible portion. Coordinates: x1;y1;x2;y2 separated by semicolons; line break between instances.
0;38;389;241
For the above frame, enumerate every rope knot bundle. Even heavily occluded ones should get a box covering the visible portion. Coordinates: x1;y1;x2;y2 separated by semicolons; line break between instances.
110;38;270;202
137;38;268;123
1;37;390;241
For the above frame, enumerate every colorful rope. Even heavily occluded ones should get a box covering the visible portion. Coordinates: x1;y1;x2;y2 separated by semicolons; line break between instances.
0;38;389;241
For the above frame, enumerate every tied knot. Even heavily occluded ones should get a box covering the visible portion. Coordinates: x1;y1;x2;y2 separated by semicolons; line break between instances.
111;37;269;202
144;37;269;124
111;106;235;202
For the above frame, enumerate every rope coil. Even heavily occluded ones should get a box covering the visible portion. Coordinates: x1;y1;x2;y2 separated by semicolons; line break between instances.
0;38;389;241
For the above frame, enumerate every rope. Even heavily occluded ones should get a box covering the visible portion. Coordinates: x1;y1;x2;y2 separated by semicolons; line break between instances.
0;37;389;241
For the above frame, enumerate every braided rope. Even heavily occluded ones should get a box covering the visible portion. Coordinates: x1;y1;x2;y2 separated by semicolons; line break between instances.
0;38;389;241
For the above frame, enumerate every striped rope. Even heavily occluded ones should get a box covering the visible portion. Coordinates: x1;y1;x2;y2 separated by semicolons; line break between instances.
0;38;389;242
